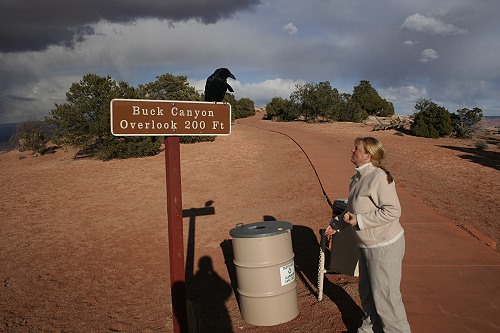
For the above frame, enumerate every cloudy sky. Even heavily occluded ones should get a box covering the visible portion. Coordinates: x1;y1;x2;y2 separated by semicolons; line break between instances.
1;0;499;124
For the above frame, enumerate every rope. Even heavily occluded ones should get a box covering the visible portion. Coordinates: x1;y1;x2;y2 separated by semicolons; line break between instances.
238;121;334;210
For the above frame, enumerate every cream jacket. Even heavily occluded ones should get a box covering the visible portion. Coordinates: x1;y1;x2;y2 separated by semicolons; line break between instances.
330;163;404;248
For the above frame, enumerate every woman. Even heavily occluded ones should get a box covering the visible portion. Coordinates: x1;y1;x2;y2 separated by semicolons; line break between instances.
325;137;411;333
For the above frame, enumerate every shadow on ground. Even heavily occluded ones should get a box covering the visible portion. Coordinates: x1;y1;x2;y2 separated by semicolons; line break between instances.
185;201;233;333
439;145;500;170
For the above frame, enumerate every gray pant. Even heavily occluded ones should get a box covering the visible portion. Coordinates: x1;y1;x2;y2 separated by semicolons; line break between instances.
357;236;411;333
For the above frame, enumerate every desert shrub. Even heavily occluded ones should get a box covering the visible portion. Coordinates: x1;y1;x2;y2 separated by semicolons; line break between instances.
265;97;300;121
475;140;488;150
11;120;51;154
268;81;370;123
291;81;340;122
352;80;394;116
138;73;201;101
46;73;222;160
97;136;163;160
337;93;369;122
46;74;150;160
411;100;453;138
179;136;216;144
452;107;483;138
223;94;255;121
233;97;256;119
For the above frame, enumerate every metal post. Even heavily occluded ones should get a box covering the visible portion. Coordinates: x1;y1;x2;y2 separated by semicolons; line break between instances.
164;136;188;333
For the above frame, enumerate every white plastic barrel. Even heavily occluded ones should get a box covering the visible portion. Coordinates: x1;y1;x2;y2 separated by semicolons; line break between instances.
229;221;299;326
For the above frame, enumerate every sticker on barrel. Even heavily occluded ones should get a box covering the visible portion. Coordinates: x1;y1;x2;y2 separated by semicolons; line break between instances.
280;262;295;286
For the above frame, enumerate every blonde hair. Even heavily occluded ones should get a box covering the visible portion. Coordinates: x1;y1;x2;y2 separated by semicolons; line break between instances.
354;137;394;183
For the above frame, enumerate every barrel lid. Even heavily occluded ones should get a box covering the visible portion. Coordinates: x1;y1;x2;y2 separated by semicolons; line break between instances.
229;221;293;238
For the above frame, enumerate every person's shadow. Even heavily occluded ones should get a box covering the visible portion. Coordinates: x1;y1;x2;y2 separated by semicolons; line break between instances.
183;201;233;332
186;256;233;333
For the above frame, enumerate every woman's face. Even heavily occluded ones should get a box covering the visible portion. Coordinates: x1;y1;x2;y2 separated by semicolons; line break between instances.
351;141;371;167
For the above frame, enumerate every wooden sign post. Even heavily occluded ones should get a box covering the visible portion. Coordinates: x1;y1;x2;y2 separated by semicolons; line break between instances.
111;99;231;333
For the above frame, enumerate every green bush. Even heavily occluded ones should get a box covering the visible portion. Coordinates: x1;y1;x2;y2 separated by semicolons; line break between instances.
265;97;300;121
291;81;339;122
267;81;369;123
223;94;256;121
97;136;163;160
179;136;216;144
411;100;454;138
338;93;368;122
352;80;394;116
233;97;256;119
46;74;149;159
452;107;483;138
46;73;224;160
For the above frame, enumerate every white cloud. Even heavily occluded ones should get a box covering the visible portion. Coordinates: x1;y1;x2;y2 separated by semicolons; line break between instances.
380;86;427;102
283;22;298;35
419;48;439;62
239;78;305;105
379;85;428;114
401;13;467;36
404;40;417;46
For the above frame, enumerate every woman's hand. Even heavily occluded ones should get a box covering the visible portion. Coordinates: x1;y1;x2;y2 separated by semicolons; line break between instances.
325;225;337;240
343;212;358;226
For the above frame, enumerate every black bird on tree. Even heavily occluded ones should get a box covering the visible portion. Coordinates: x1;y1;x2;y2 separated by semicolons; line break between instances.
204;68;236;102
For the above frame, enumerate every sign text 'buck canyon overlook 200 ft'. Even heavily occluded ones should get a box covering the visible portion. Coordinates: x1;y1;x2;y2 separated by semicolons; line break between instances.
110;99;232;136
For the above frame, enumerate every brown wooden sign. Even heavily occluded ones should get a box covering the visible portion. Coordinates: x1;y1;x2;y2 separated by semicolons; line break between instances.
110;99;231;136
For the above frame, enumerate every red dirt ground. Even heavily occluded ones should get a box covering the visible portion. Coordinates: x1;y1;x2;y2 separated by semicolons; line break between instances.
1;115;498;332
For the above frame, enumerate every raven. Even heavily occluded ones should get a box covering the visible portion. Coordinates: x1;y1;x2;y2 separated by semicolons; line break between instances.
204;68;236;102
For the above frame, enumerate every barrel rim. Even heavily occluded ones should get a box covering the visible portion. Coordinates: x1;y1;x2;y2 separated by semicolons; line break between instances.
229;221;293;238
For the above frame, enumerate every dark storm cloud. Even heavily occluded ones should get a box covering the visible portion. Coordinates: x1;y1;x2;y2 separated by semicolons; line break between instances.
4;95;37;102
0;0;261;53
